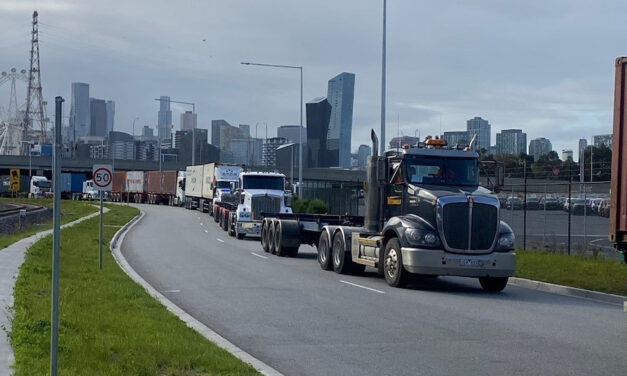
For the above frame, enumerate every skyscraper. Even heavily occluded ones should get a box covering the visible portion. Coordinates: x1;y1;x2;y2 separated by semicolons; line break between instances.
578;139;588;163
277;125;306;144
89;98;108;137
442;131;469;146
306;97;333;168
466;117;491;152
326;72;355;168
180;110;197;131
262;137;288;167
105;100;115;134
496;129;526;155
529;137;552;161
157;96;173;141
69;82;90;140
211;120;248;151
593;134;612;148
357;144;371;170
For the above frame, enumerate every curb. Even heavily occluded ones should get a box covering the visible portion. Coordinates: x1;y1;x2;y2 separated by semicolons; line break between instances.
110;208;285;376
509;277;627;307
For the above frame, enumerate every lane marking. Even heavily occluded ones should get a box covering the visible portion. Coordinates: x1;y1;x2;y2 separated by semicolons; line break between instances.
217;238;225;243
200;222;204;226
161;289;181;293
339;280;385;294
251;252;268;259
204;230;208;233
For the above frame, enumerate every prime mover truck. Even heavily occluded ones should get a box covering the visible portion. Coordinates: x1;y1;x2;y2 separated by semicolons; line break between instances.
183;163;243;212
109;171;178;204
260;131;516;291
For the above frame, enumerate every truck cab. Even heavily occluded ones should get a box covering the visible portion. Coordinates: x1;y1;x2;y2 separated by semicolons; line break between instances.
29;176;51;198
82;180;98;200
233;172;292;238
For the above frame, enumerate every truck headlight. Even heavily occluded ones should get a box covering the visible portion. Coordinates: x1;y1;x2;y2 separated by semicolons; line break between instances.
405;228;441;247
495;232;515;251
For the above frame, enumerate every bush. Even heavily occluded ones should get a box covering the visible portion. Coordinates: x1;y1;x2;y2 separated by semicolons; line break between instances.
290;196;329;214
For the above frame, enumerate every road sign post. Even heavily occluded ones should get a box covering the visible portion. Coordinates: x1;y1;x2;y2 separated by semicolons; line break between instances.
92;164;112;270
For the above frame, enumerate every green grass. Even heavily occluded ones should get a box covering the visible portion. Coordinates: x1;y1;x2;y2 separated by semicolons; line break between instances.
10;204;260;375
0;198;98;249
515;250;627;296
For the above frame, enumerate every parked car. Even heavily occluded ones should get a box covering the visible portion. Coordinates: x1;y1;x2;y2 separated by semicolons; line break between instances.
568;199;592;215
524;197;540;210
506;196;523;210
540;197;562;210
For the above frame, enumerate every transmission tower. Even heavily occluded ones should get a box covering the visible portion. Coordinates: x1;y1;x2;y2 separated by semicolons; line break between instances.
24;10;48;142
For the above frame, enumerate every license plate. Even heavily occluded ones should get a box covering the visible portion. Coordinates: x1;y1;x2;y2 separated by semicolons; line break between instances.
241;222;257;229
460;259;483;267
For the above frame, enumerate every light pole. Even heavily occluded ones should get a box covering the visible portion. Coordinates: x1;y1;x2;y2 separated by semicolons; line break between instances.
132;117;139;160
21;141;33;176
241;61;303;192
380;0;387;153
154;98;196;164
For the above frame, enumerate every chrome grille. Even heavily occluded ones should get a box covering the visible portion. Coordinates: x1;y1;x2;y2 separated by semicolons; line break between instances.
438;196;499;253
251;195;281;220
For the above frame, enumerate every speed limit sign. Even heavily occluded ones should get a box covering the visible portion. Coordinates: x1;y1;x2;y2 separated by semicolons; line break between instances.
92;164;113;191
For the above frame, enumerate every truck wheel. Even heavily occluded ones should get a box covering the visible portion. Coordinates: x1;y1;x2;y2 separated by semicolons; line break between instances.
213;208;220;222
478;277;508;292
261;219;270;253
274;220;286;256
268;221;277;254
236;232;245;240
228;215;235;237
317;231;333;271
332;232;353;274
383;238;411;288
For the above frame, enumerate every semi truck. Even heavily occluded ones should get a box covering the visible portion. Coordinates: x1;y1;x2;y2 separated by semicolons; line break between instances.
260;131;516;291
183;163;243;211
29;176;52;198
183;165;204;210
215;171;292;239
109;171;178;204
145;171;178;205
60;173;87;200
610;57;627;263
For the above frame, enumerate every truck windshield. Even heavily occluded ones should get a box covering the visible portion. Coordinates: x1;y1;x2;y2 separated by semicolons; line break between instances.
216;181;232;189
405;156;478;186
35;180;51;188
242;176;284;190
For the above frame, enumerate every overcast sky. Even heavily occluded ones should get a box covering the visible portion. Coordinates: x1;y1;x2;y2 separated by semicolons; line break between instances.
1;0;623;159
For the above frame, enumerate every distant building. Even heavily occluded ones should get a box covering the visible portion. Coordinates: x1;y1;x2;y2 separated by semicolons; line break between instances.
276;143;305;177
578;138;588;163
326;72;355;168
388;136;420;149
593;134;612;148
466;117;491;152
496;129;526;155
175;129;217;165
89;98;108;137
306;97;333;168
157;96;173;141
262;137;288;167
89;144;109;159
211;120;249;156
442;131;468;147
108;131;135;160
141;125;155;139
135;140;159;161
105;100;115;133
357;144;371;170
561;149;573;161
529;137;552;161
278;125;306;144
231;138;262;166
180;111;197;131
69;82;90;141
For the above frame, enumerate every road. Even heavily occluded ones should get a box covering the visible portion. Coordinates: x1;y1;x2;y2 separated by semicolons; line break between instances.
122;204;627;376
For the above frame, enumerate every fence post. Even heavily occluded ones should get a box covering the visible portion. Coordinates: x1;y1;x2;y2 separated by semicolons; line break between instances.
543;183;547;248
523;160;527;250
568;162;572;256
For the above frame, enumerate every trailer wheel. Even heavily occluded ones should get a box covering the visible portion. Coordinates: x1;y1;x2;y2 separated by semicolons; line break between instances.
478;277;508;292
317;230;333;271
228;214;235;237
332;232;354;274
383;238;411;288
222;211;230;232
213;207;220;222
267;220;277;254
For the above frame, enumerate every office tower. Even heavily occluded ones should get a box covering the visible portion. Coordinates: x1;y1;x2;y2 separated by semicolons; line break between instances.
561;149;573;161
327;72;355;168
442;131;469;146
593;134;612;148
357;144;371;170
496;129;527;155
529;137;553;161
89;98;107;137
175;128;217;165
306;97;333;168
108;131;135;160
231;138;263;166
157;96;173;140
277;125;306;144
466;117;491;151
142;125;154;138
69;82;90;140
105;100;115;133
211;120;248;153
262;137;288;167
388;136;420;149
180;110;197;131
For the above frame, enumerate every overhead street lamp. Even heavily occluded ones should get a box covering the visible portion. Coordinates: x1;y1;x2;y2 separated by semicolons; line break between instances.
21;141;33;177
240;61;303;192
154;98;196;165
132;117;139;160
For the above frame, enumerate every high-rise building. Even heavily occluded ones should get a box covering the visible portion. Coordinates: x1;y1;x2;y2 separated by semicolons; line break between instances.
277;125;306;144
357;144;371;170
108;131;135;160
231;138;262;166
69;82;90;141
211;119;248;153
174;129;217;165
89;98;108;137
157;96;173;141
496;129;526;155
442;131;469;146
593;134;612;148
135;140;159;161
105;100;115;133
388;136;420;149
262;137;288;167
528;137;553;161
466;117;491;152
306;97;333;168
141;125;154;138
561;149;573;161
327;72;355;168
276;143;304;177
180;111;197;131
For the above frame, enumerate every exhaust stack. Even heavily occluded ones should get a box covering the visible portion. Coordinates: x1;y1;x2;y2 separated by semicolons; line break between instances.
365;130;381;233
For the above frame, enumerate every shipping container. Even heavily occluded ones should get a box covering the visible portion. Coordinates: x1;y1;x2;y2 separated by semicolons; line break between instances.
611;57;627;260
184;165;204;210
145;171;177;205
110;171;127;202
125;171;146;203
60;173;86;199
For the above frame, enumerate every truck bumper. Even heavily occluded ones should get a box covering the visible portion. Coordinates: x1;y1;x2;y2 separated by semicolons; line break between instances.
236;221;262;236
401;248;516;278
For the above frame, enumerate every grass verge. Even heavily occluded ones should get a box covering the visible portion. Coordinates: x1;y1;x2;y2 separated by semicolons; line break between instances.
515;250;627;297
10;204;260;375
0;198;98;249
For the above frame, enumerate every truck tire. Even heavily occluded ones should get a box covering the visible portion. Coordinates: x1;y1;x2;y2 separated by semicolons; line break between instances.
478;277;508;292
261;219;270;253
383;238;411;287
332;232;353;274
228;214;235;237
268;221;277;255
317;230;333;271
274;220;300;257
213;207;220;222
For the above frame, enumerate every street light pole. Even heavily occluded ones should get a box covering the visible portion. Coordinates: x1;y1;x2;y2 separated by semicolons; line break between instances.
380;0;387;153
132;117;139;160
241;61;303;191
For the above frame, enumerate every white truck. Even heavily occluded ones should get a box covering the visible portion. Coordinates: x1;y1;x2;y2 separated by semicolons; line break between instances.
82;180;99;200
175;171;186;206
204;163;243;215
183;165;204;210
214;171;292;239
29;176;51;198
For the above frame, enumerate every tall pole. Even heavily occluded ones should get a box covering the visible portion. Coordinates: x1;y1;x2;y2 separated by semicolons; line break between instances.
192;103;196;165
132;117;138;160
99;190;103;270
380;0;387;153
299;67;303;192
50;96;63;376
523;160;527;250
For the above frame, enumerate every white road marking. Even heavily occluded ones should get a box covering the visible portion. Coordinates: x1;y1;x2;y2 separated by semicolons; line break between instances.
204;230;208;233
200;222;204;226
339;280;385;294
251;252;268;259
162;289;181;293
217;238;225;243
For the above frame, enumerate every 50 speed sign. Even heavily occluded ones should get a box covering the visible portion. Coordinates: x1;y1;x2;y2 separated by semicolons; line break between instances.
92;164;113;191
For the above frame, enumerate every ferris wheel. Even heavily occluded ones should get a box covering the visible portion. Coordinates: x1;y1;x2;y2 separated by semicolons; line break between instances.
0;68;29;155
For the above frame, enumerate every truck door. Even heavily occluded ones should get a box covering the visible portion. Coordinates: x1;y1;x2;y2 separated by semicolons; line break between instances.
386;160;404;218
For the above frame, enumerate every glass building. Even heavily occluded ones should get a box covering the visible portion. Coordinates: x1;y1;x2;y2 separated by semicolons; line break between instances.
327;72;355;168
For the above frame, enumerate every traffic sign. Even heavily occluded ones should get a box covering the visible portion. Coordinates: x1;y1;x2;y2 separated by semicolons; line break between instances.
92;164;112;191
9;169;20;191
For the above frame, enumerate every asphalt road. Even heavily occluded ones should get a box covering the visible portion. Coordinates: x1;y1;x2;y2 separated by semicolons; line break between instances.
123;204;627;376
